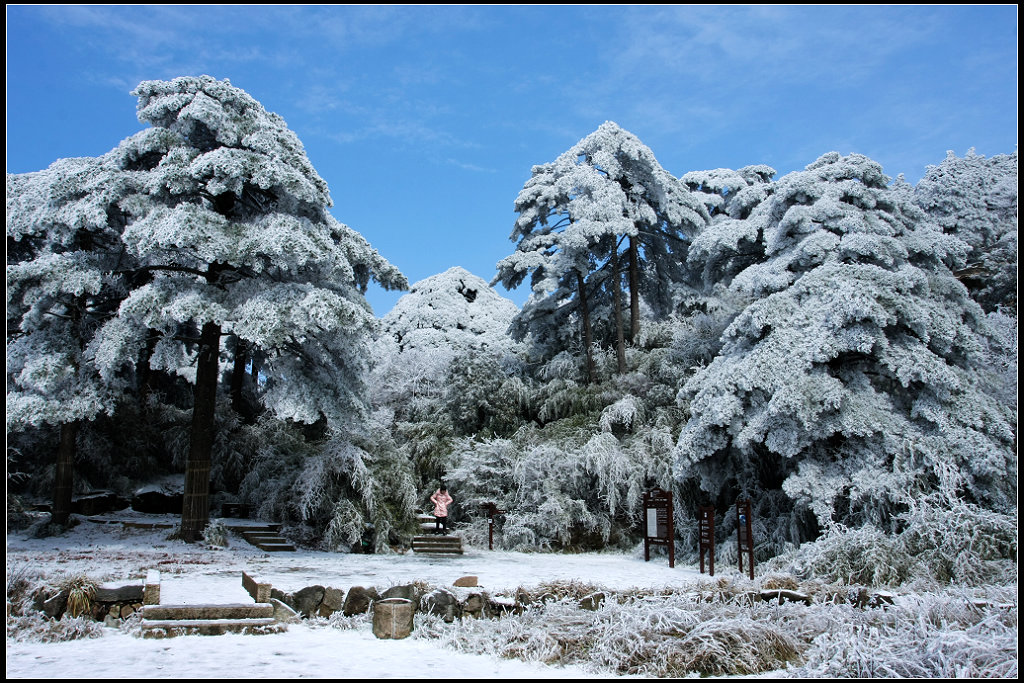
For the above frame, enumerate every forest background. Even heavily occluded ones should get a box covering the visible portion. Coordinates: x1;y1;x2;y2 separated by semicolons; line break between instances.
6;6;1017;592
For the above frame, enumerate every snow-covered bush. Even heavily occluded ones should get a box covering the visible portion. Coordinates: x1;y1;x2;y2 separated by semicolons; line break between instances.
414;580;1017;678
237;418;417;551
202;520;230;548
5;613;106;644
447;410;675;550
767;495;1017;588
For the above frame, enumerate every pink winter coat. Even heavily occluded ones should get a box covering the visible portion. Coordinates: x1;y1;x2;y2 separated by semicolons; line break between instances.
430;489;453;517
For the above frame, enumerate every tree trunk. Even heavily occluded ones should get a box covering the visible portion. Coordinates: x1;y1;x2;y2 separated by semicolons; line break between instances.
576;271;597;385
180;320;221;542
229;336;249;418
628;236;640;342
50;420;79;526
612;248;627;374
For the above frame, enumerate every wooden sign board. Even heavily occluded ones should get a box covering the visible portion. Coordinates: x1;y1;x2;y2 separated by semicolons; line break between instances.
698;505;715;576
643;489;675;568
736;498;754;580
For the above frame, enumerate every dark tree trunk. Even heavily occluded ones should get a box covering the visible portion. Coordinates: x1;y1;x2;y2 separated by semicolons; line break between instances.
612;248;627;374
51;420;79;526
179;320;221;542
229;336;249;418
628;236;640;342
576;270;597;385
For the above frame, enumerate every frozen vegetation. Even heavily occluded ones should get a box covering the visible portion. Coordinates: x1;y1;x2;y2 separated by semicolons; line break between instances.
6;77;1017;677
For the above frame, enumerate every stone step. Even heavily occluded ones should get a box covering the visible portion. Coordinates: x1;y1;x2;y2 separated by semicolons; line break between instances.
140;617;282;637
412;535;463;555
141;603;274;621
240;530;296;552
254;542;297;552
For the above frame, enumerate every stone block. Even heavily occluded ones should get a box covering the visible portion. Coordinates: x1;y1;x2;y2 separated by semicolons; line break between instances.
372;598;414;639
144;569;161;605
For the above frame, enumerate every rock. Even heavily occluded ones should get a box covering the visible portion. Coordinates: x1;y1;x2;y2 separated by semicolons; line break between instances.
119;604;136;619
453;575;478;588
463;593;485;619
103;614;122;628
321;587;345;612
420;588;459;622
579;592;605;611
95;583;144;603
270;598;302;624
486;595;519;618
73;491;129;516
270;587;291;606
372;598;415;639
758;589;812;606
292;585;326;618
41;591;66;619
381;584;419;604
342;586;379;617
131;489;183;515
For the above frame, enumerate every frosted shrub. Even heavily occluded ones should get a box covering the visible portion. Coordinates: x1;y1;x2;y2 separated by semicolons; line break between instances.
201;520;230;548
897;496;1017;586
787;593;1018;678
6;613;106;644
415;581;1017;678
448;420;670;550
767;523;909;586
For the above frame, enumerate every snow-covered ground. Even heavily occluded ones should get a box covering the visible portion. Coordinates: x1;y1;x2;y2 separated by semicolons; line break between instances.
6;515;705;679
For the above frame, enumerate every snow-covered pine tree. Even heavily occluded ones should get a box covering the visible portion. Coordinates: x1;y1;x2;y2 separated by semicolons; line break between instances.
495;122;709;380
674;152;1016;541
374;267;524;483
7;156;137;525
912;149;1017;314
90;75;406;541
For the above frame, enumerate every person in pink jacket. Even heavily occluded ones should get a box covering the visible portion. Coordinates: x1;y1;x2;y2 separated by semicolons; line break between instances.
430;485;454;535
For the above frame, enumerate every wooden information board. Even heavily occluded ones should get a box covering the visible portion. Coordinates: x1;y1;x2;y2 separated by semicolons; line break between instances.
643;489;675;568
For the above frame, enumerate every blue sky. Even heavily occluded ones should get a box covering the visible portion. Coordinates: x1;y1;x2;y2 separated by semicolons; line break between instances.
6;5;1018;316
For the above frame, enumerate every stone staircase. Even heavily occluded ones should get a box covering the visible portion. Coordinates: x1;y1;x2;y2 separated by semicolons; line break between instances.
139;603;282;637
412;512;463;554
411;535;464;554
139;570;289;638
222;521;296;552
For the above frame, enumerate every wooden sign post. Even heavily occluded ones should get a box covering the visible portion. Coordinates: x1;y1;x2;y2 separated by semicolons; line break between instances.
480;503;505;550
698;505;715;576
643;489;675;568
736;498;754;580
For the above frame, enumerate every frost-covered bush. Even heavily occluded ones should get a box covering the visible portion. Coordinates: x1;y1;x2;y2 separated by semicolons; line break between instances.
414;581;1017;678
447;410;675;550
6;613;106;644
767;494;1017;588
237;418;417;551
785;593;1018;678
202;520;230;548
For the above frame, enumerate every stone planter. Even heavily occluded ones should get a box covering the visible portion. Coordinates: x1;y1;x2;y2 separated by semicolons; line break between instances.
372;598;414;640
